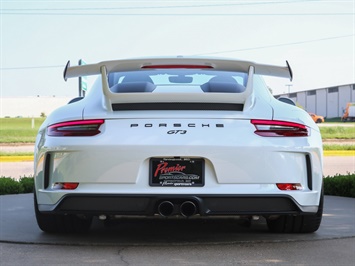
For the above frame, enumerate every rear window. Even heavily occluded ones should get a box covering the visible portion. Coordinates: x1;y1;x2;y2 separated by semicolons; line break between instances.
108;70;248;93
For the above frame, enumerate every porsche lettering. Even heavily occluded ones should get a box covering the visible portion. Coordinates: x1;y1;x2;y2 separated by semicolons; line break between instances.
130;123;224;128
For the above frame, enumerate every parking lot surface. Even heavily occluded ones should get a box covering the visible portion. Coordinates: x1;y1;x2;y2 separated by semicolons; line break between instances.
0;194;354;245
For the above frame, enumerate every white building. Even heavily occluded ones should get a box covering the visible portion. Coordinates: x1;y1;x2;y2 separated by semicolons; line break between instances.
1;83;355;118
275;83;355;118
0;96;72;118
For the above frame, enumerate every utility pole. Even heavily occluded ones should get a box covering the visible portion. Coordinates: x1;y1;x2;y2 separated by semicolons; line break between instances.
285;84;293;95
78;59;87;97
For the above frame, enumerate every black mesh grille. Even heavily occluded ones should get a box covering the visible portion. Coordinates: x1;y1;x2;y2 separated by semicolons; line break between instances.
112;102;244;111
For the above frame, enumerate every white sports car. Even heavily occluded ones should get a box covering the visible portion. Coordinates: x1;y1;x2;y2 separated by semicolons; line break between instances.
34;57;323;233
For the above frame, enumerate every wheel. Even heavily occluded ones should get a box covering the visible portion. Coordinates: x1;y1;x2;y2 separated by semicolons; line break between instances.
316;119;322;123
34;192;92;233
267;188;324;233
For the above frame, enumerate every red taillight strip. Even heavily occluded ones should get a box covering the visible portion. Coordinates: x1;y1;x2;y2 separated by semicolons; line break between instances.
141;65;213;69
251;119;309;137
47;119;104;137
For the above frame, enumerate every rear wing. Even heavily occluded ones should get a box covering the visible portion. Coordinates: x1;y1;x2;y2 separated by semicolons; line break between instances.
63;57;292;81
63;57;292;112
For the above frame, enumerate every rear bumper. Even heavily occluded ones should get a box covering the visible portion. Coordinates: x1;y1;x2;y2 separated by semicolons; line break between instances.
38;194;319;215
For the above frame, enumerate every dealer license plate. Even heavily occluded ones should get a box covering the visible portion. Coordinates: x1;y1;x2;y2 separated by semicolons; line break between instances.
150;158;204;187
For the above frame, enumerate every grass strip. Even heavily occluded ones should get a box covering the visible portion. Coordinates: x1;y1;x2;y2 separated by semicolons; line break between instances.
0;117;45;143
320;126;355;139
323;144;355;150
0;152;34;156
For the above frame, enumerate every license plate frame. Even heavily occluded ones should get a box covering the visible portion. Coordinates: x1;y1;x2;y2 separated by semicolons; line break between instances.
150;158;205;187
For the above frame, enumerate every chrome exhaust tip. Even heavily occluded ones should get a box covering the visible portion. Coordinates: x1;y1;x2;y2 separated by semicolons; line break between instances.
180;201;197;217
158;201;174;217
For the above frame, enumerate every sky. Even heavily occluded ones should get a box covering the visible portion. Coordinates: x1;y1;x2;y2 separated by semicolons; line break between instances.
0;0;354;98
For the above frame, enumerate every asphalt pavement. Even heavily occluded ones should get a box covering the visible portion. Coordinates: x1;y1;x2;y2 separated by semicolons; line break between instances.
0;237;354;265
0;193;354;265
0;194;354;245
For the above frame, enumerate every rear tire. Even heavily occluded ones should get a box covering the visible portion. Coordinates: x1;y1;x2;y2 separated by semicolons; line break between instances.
267;188;323;233
34;192;92;233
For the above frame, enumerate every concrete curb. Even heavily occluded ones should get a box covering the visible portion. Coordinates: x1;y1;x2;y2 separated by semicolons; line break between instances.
323;150;355;156
0;156;34;162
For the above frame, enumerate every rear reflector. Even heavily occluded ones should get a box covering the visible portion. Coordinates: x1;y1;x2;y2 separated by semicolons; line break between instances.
141;65;213;69
251;119;309;137
277;183;303;191
53;182;79;190
47;119;104;137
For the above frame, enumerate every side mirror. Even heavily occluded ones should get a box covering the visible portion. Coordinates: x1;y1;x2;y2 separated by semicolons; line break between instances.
68;97;84;104
277;97;296;106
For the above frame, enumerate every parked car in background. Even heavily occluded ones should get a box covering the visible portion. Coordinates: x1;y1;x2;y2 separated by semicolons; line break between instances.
309;113;324;123
342;103;355;122
33;56;324;234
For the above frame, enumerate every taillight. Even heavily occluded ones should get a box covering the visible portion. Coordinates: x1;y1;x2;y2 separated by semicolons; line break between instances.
276;183;303;191
251;119;309;137
47;119;104;137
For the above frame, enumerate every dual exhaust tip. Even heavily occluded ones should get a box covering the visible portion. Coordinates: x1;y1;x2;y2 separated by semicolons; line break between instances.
158;201;197;217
